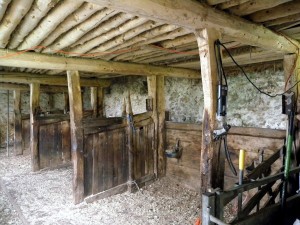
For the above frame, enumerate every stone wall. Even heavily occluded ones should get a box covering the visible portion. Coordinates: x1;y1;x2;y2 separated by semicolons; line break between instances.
0;68;287;144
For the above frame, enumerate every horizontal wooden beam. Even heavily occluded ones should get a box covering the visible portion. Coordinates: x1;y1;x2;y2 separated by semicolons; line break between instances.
0;72;111;87
0;48;200;79
0;82;69;92
86;0;300;53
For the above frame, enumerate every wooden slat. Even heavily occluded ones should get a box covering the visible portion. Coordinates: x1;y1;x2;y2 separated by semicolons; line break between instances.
84;134;94;197
107;132;114;189
165;121;201;131
39;125;49;169
113;130;119;186
249;1;300;23
61;121;71;163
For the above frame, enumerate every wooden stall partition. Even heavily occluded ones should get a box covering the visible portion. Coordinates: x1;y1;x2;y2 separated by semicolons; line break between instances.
165;121;286;192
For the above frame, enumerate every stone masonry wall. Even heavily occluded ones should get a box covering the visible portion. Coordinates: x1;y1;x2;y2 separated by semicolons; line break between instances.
0;68;287;145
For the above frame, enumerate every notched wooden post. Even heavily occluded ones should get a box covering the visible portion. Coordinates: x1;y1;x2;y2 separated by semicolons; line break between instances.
14;90;23;155
195;28;223;196
30;83;40;171
67;70;85;204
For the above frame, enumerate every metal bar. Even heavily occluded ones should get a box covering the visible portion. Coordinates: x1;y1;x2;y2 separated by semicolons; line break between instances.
210;215;229;225
202;192;216;225
220;166;300;205
6;90;9;156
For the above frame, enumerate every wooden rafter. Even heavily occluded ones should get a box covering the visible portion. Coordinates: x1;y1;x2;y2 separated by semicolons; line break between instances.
86;0;300;53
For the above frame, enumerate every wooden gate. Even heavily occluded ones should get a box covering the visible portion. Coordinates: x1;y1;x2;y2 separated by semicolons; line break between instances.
83;113;156;202
38;115;71;169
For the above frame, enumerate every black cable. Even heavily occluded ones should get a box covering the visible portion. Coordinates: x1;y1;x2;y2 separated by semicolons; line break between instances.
218;41;300;98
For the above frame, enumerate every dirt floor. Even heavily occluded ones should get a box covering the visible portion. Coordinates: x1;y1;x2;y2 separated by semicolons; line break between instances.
0;147;201;225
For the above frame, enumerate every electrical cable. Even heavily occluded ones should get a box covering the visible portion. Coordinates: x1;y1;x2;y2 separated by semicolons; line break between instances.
218;41;300;98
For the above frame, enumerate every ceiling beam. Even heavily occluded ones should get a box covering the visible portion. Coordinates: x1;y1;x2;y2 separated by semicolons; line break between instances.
0;82;69;93
0;72;111;87
0;48;200;79
86;0;300;53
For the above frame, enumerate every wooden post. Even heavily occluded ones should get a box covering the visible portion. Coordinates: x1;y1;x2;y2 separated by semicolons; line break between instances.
14;90;22;155
126;92;135;192
67;70;85;204
196;28;223;194
91;87;105;118
30;83;40;171
157;76;166;176
147;76;158;176
147;76;166;177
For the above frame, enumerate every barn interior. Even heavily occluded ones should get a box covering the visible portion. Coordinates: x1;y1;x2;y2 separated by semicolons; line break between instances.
1;0;300;224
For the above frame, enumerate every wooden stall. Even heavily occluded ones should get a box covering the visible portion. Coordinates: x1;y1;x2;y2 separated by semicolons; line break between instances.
165;122;286;192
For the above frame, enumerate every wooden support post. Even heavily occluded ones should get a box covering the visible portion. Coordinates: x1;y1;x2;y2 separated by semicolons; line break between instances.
126;92;135;192
91;87;105;118
157;76;166;176
14;90;22;155
30;83;40;171
196;29;223;194
147;76;158;176
67;70;85;204
147;76;166;177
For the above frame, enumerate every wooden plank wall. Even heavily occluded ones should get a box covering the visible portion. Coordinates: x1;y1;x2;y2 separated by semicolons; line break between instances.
38;120;71;169
165;122;285;192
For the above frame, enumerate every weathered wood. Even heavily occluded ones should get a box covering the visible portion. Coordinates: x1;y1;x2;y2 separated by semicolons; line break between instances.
126;93;135;192
165;121;201;131
84;134;94;197
30;83;40;172
229;127;286;139
0;49;200;79
228;0;291;16
61;121;71;163
83;117;123;128
196;29;221;193
0;0;34;48
87;0;300;53
0;83;69;93
147;76;158;176
85;183;127;204
13;90;22;155
249;1;300;23
0;72;111;87
18;0;83;50
133;112;152;123
67;70;85;204
157;76;166;176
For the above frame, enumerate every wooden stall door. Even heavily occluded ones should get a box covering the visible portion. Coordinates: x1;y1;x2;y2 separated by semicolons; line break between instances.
83;123;129;202
38;120;71;169
132;118;156;185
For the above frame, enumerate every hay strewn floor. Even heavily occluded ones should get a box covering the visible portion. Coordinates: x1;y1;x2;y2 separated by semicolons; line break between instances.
0;147;200;225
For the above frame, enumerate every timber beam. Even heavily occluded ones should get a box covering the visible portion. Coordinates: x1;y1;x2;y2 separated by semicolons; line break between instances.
0;82;69;92
86;0;300;53
0;48;200;79
0;72;111;87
